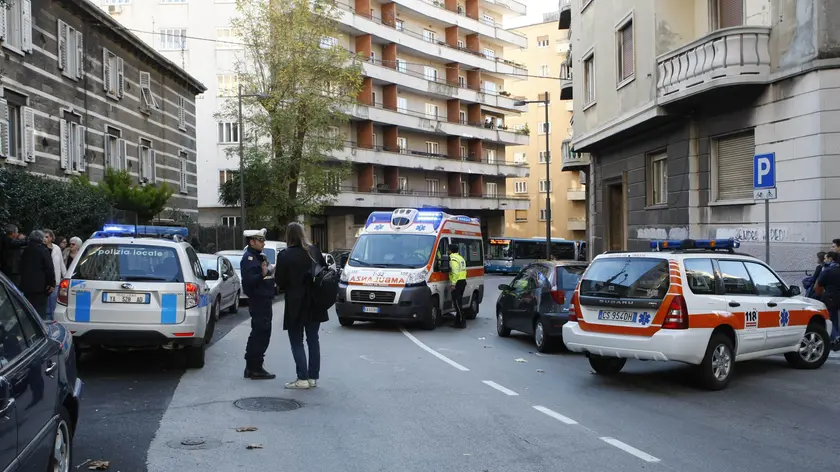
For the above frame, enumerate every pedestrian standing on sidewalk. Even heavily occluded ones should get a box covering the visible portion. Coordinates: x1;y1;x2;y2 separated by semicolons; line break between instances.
815;251;840;351
19;230;55;318
1;224;26;287
241;228;277;380
275;222;328;390
43;230;67;320
448;244;468;329
63;237;82;268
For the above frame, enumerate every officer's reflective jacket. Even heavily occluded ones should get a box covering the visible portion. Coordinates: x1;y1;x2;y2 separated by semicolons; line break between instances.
449;253;467;284
241;246;275;298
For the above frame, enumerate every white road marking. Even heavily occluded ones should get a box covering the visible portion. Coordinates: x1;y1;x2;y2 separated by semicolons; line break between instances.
482;380;518;396
532;405;578;425
400;328;470;371
599;437;660;463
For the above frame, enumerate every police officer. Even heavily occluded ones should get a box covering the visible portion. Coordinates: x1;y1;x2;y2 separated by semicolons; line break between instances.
241;229;277;379
448;244;468;329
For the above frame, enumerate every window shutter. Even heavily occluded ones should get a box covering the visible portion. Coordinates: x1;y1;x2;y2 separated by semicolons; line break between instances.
118;138;126;170
149;149;156;182
716;132;754;201
76;125;86;171
0;99;8;158
117;57;124;98
103;134;111;168
622;24;634;78
0;6;6;40
102;49;110;92
140;72;152;106
718;0;744;28
22;0;32;53
179;156;188;193
57;20;67;70
76;30;84;79
59;120;69;169
178;97;186;130
23;107;34;162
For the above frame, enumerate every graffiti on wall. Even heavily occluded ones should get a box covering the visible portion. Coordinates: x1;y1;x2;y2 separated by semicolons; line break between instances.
636;227;689;240
715;227;801;242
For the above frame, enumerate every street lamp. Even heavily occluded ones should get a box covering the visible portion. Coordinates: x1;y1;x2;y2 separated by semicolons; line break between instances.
237;84;269;228
514;91;552;260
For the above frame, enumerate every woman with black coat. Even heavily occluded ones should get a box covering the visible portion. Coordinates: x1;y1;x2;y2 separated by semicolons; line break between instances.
274;222;329;389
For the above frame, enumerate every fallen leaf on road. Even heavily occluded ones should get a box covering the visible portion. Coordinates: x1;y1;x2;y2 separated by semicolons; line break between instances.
235;426;258;432
515;358;527;363
536;369;545;373
246;444;264;449
88;461;110;470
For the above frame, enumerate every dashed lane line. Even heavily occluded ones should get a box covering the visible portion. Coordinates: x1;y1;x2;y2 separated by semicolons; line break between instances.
481;380;519;396
599;437;661;463
400;328;470;371
532;405;578;425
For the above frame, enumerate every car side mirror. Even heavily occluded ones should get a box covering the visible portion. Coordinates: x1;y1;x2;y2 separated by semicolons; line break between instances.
206;269;220;281
789;285;801;296
498;284;510;291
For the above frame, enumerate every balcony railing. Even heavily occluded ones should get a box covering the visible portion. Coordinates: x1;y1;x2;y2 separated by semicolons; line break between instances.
656;26;771;104
566;187;585;201
339;185;526;200
413;0;528;41
567;217;586;231
353;100;510;131
340;141;528;167
561;139;590;170
333;0;528;71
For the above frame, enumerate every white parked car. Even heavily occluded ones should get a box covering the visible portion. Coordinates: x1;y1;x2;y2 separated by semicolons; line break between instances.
199;253;242;318
216;250;247;299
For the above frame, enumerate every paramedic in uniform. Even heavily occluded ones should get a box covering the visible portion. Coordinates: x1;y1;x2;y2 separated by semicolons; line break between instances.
241;229;277;380
448;244;468;329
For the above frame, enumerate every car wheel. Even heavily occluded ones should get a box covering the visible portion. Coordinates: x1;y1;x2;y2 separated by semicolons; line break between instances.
48;406;73;472
204;308;217;345
496;309;511;337
588;355;626;375
228;292;240;314
184;343;206;369
338;317;355;327
697;333;734;390
785;322;830;369
465;292;479;320
534;320;553;353
421;297;439;331
213;298;221;321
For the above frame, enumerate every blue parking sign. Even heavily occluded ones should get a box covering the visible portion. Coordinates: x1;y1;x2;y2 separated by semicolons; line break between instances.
753;153;775;189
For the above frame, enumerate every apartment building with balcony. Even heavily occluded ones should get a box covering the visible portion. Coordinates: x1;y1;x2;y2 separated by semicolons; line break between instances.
501;13;585;239
569;0;840;279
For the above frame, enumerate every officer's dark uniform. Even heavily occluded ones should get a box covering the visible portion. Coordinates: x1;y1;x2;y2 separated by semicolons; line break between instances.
241;240;277;379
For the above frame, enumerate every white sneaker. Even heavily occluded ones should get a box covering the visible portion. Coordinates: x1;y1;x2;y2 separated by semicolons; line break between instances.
308;379;317;388
285;379;310;389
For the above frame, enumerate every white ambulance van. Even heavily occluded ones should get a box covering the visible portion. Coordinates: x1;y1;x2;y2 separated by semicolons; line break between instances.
335;208;485;330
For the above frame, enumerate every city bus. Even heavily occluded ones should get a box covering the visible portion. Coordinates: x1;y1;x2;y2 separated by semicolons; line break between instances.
484;237;586;274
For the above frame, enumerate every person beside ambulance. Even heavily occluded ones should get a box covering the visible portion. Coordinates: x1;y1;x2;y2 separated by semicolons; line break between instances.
448;244;467;329
815;251;840;351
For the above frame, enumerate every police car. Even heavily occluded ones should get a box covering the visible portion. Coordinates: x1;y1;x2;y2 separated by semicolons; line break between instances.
562;238;832;390
53;225;217;368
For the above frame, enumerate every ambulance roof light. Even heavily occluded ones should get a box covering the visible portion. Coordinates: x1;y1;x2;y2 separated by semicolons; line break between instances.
650;238;740;252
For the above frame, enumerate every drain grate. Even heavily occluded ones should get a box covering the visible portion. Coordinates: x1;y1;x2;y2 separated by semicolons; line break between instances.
166;438;223;450
233;397;303;412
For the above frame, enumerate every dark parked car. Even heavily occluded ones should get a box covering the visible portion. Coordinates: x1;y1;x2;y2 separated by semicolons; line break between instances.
495;261;588;352
0;273;82;471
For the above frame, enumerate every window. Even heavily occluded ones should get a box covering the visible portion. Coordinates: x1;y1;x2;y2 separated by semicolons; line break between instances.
219;170;234;186
484;81;497;93
396;59;407;73
717;260;755;295
102;49;125;100
485;149;496;164
319;36;338;49
395;20;404;31
539;180;552;192
513;152;526;164
684;259;716;295
647;151;667;206
457;39;465;49
539;209;551;221
216;27;238;49
396;137;407;153
713;131;754;201
2;0;33;53
514;210;527;222
139;71;159;109
485;182;497;197
536;36;549;48
538;151;550;163
397;97;407;112
371;133;377;146
579;258;671;300
217;74;238;96
425;179;439;195
481;13;495;25
459;111;466;124
325;170;341;192
0;91;33;164
425;141;439;155
104;126;126;170
0;284;33;366
371;92;377;105
483;47;495;59
461;180;468;197
745;262;786;297
218;122;239;143
177;96;187;130
425;103;439;120
514;181;527;194
398;176;408;191
617;18;634;83
459;145;466;159
539;64;550;77
458;76;466;87
59;111;85;173
423;66;438;82
178;150;189;194
57;21;83;80
423;29;436;43
221;216;239;227
712;0;744;29
159;28;187;50
369;51;376;63
451;237;484;267
138;138;155;183
583;52;595;105
538;122;551;135
327;126;340;140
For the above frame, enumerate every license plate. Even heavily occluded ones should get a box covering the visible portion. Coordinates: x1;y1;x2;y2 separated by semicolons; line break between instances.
102;292;150;304
598;310;637;322
362;307;380;314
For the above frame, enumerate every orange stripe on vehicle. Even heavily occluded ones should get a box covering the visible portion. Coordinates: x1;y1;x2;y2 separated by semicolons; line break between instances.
348;281;405;287
429;268;484;283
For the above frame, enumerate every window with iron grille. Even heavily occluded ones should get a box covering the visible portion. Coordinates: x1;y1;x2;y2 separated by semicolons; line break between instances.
617;19;634;83
646;151;667;206
583;53;595;105
712;0;744;29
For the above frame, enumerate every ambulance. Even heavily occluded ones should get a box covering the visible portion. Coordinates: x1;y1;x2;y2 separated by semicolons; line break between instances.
335;208;485;330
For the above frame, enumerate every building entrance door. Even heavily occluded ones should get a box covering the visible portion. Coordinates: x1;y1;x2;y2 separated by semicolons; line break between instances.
606;182;625;251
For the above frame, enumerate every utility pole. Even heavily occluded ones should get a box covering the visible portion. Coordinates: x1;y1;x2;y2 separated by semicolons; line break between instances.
543;90;551;260
238;83;246;228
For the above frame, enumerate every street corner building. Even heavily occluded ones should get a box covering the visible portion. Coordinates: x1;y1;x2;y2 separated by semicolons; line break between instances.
564;0;840;281
0;0;206;213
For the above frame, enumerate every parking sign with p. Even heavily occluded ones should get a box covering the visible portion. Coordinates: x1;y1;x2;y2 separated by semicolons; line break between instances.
753;153;775;189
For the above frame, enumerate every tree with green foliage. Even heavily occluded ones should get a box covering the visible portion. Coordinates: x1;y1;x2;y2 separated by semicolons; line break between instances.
78;168;174;223
217;0;363;230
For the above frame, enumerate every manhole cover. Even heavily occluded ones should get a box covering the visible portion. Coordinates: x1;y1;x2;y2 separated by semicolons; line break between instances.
233;397;303;412
166;438;223;450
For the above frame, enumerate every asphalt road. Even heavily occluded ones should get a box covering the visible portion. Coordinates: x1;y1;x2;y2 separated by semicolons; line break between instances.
76;276;840;472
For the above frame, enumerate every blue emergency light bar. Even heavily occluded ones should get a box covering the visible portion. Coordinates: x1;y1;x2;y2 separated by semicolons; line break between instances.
93;224;189;239
650;238;740;251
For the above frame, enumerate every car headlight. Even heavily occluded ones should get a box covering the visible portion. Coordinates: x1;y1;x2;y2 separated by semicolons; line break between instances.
340;270;349;283
406;269;428;285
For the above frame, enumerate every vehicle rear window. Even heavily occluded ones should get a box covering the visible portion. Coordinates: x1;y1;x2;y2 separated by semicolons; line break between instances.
579;258;670;299
72;244;183;282
684;259;716;295
556;265;586;290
